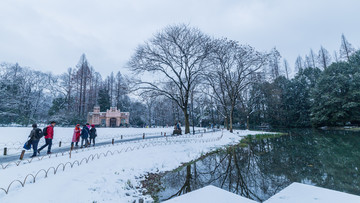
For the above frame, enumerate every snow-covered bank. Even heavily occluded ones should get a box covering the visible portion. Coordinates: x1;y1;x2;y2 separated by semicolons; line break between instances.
0;129;267;202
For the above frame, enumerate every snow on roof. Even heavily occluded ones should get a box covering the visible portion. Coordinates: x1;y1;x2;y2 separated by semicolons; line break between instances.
264;182;360;203
163;185;257;203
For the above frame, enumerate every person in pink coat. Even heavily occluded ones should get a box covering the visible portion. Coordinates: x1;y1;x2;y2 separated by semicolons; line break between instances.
71;124;81;147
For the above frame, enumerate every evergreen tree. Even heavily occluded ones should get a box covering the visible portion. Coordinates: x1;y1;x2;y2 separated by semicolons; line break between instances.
311;61;360;126
97;86;111;112
288;67;322;127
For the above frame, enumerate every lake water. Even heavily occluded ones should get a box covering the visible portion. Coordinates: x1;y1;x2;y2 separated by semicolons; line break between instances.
144;129;360;202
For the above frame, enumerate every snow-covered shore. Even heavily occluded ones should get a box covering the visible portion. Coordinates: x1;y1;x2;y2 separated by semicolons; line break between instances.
0;128;267;202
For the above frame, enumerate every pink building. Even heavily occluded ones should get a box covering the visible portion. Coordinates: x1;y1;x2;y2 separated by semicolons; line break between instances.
88;106;130;127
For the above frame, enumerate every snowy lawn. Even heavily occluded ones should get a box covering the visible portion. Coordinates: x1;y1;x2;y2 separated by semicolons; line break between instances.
0;129;269;203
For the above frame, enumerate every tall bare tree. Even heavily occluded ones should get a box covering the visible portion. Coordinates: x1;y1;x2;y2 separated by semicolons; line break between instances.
317;46;331;69
75;54;91;116
334;51;339;63
268;48;281;80
205;39;267;132
294;55;303;72
340;34;355;61
309;49;317;68
283;59;290;80
128;24;212;133
108;72;115;106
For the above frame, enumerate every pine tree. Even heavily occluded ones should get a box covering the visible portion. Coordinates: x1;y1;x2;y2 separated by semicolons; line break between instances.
311;61;360;126
97;86;111;112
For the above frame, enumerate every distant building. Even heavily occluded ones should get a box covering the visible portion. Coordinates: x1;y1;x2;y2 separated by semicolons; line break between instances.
88;106;130;127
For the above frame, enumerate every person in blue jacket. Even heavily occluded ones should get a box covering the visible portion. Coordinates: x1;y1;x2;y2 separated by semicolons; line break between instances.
80;124;90;148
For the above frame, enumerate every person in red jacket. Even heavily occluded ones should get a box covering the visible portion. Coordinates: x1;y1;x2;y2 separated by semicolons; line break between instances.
38;121;56;154
71;124;81;147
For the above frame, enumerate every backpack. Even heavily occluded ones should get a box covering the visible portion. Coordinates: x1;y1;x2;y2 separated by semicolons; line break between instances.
43;126;48;137
35;128;44;139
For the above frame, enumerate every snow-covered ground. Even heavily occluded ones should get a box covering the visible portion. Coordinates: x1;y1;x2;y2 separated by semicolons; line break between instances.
0;128;267;202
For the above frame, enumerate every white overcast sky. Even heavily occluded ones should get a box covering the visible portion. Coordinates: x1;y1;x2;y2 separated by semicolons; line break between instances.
0;0;359;77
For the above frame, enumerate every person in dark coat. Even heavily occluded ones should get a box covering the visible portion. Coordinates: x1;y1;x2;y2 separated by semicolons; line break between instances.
89;124;97;146
29;123;42;157
80;124;90;148
38;121;56;154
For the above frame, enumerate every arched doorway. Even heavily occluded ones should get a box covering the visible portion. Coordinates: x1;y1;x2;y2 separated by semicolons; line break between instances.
110;118;117;127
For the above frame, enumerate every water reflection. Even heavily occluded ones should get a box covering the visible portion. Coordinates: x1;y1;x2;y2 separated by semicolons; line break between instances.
151;129;360;202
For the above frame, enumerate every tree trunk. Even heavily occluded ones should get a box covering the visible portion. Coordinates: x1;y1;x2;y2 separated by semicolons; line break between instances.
224;116;229;130
229;107;234;133
183;108;190;134
185;165;192;193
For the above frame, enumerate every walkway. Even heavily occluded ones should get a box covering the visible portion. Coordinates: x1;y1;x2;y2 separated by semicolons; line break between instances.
0;129;219;164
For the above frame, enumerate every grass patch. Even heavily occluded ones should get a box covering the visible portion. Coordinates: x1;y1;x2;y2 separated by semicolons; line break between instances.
344;127;360;131
239;133;287;147
322;126;360;131
141;173;164;203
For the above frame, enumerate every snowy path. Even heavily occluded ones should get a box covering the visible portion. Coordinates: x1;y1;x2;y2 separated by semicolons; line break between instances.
0;134;165;164
0;127;183;156
0;129;267;203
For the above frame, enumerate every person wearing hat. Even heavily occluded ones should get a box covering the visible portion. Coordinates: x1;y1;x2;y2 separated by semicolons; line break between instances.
89;124;97;146
71;124;81;147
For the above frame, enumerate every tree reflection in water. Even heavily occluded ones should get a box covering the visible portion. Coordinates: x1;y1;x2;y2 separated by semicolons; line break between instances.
150;129;360;202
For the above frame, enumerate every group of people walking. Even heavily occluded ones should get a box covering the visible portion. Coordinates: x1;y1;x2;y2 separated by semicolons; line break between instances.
71;123;97;148
27;122;97;158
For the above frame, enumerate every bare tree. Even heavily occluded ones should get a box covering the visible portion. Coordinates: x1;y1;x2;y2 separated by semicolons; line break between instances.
268;48;281;80
115;71;129;110
334;51;339;63
340;34;355;61
128;24;212;133
109;72;115;106
294;55;303;72
283;59;290;80
309;49;317;68
58;67;74;113
304;55;312;68
205;39;267;132
317;46;331;69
